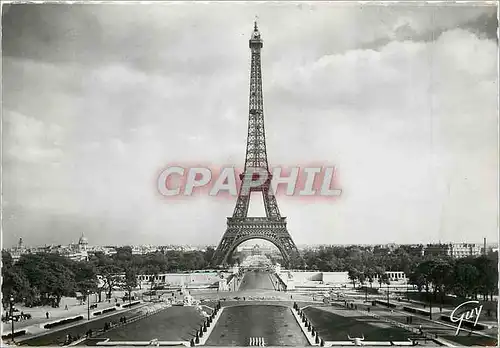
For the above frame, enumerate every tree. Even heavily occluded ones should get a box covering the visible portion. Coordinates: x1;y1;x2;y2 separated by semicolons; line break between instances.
375;267;386;288
408;270;426;293
146;265;160;291
1;265;31;305
348;268;360;288
16;253;77;307
364;268;375;288
473;255;498;301
72;261;98;295
204;247;215;266
124;266;138;301
452;261;479;298
2;251;13;269
288;250;305;270
429;260;452;312
414;260;434;296
99;264;122;300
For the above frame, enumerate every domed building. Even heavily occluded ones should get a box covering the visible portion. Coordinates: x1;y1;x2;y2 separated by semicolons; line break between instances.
78;233;89;252
59;233;89;261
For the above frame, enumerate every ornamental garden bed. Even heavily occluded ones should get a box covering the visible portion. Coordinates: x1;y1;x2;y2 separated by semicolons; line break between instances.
44;315;84;329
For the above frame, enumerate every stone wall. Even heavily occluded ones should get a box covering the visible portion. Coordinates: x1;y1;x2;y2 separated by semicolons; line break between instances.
139;272;228;288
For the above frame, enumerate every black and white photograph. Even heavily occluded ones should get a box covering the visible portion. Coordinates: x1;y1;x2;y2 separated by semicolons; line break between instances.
1;2;499;347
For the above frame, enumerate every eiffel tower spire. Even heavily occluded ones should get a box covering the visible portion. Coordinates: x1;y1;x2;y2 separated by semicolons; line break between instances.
211;23;299;267
245;19;268;172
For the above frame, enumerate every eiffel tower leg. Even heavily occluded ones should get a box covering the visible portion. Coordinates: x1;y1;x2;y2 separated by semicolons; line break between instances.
263;188;300;265
211;225;239;267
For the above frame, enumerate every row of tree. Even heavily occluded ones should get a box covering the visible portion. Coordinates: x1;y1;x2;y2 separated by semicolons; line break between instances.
341;251;498;309
298;245;424;273
2;245;497;309
1;246;215;308
408;255;498;307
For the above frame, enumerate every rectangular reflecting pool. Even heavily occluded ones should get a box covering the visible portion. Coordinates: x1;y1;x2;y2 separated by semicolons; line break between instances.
205;305;309;346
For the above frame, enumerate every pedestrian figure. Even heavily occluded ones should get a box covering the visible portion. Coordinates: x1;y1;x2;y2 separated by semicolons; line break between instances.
65;305;68;310
46;312;50;319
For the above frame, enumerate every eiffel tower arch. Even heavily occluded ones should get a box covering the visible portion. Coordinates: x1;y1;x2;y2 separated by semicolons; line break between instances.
211;22;299;267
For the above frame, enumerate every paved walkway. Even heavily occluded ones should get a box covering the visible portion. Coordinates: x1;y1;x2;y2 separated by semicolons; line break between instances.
3;288;192;338
3;292;130;335
14;302;168;346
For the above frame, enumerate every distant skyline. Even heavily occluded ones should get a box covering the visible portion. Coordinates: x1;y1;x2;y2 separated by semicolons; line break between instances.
5;233;498;250
2;3;499;248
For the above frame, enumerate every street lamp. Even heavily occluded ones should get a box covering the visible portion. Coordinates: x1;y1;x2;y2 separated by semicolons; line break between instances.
10;295;15;343
87;290;90;320
386;284;390;307
429;294;432;320
406;280;409;300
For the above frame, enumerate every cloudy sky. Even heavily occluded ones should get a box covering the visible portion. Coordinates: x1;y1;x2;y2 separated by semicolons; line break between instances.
2;3;498;248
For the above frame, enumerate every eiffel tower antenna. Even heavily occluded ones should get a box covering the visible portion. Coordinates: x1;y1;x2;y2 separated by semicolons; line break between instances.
211;23;299;267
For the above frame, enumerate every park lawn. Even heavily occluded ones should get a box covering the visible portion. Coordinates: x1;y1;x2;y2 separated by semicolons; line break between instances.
19;307;147;346
101;306;206;342
304;307;411;341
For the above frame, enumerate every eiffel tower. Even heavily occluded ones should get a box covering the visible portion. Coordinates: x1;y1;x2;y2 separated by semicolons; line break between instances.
211;22;299;267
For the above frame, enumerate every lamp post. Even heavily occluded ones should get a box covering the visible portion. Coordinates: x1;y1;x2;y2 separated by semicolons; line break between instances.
429;294;432;320
406;280;409;301
10;295;15;342
87;290;90;320
386;284;390;307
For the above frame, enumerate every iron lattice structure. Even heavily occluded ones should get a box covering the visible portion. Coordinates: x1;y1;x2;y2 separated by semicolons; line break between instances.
211;23;299;267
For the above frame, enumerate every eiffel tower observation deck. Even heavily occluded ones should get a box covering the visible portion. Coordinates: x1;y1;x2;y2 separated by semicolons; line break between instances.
211;22;300;267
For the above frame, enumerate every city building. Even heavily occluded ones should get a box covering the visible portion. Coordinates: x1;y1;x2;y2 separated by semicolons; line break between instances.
373;271;407;282
87;245;117;256
131;245;159;255
9;238;26;263
424;243;483;258
6;234;90;263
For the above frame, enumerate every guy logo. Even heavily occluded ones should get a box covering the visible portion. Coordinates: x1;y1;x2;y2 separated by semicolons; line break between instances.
450;300;483;335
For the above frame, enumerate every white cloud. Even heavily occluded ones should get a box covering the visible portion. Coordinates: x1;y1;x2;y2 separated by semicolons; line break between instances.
2;4;498;247
3;110;64;163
